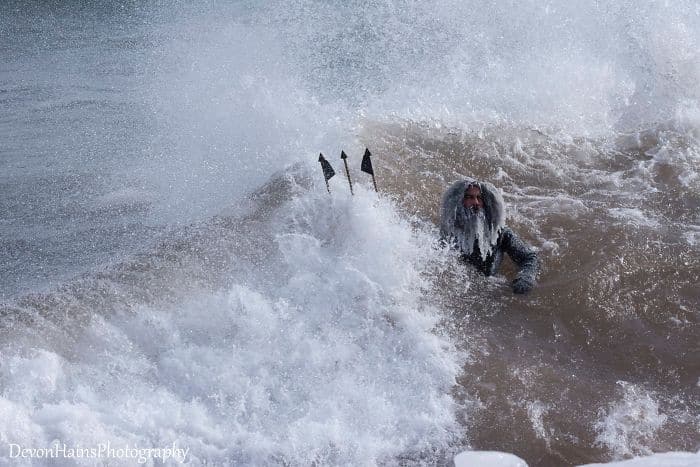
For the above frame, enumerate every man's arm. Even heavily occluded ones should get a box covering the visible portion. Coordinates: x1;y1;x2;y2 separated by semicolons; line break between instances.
501;227;540;294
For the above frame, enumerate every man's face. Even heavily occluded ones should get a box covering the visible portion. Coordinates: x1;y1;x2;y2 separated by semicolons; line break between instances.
463;185;483;212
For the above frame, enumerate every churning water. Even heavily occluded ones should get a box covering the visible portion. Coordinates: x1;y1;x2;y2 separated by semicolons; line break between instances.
1;1;698;465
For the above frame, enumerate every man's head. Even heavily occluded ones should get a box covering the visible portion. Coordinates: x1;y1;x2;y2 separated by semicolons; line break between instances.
440;178;506;259
463;184;483;212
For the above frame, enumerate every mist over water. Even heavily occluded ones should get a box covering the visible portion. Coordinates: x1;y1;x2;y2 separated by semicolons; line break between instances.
1;1;699;465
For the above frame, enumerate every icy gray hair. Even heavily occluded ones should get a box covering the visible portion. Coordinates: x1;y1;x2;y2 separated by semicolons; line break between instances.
439;178;506;258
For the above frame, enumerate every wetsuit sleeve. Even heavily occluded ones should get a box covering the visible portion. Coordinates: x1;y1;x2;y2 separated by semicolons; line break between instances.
501;227;539;294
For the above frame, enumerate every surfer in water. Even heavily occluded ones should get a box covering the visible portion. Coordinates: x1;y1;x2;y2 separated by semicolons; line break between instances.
440;179;539;294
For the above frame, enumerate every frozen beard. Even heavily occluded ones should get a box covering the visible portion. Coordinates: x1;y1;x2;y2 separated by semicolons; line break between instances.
454;206;496;261
439;179;506;262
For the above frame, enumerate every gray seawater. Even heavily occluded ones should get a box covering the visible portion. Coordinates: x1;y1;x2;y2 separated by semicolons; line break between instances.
1;2;158;298
1;1;698;465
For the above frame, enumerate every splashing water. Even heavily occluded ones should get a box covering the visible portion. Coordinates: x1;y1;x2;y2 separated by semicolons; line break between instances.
1;1;699;465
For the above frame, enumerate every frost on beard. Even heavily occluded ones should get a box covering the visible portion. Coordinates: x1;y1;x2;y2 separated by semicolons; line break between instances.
439;179;506;261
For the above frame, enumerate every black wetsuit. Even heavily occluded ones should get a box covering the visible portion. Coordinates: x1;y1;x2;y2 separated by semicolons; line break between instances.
440;179;540;293
460;227;539;293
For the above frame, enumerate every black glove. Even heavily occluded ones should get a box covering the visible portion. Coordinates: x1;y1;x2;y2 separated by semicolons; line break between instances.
512;276;534;294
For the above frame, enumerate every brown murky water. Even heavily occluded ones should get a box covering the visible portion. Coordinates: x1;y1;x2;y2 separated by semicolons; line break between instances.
361;120;700;466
